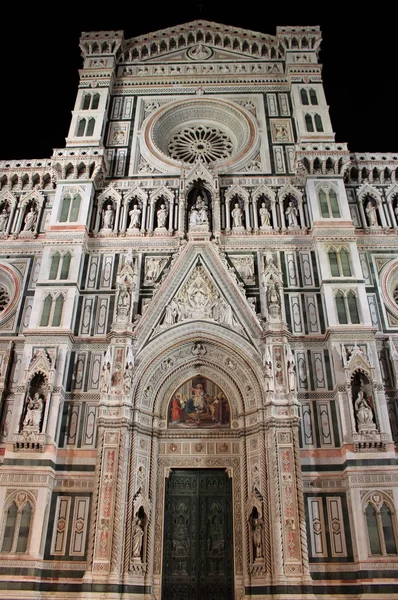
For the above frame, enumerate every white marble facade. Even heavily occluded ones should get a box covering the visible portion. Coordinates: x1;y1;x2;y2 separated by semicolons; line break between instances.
0;20;397;600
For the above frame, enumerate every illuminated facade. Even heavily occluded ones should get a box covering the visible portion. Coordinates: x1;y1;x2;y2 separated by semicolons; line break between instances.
0;21;397;599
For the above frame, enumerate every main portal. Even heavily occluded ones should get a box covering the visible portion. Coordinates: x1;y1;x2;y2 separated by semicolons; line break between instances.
162;468;234;600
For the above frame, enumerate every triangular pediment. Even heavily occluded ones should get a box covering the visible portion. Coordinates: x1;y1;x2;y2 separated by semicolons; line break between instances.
122;20;282;63
133;243;262;349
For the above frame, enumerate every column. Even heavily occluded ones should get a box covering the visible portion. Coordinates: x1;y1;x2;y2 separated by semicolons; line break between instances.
271;200;278;230
244;200;251;232
121;196;128;233
386;198;397;229
278;196;286;231
252;196;259;232
225;199;231;232
178;196;185;237
148;201;155;234
168;199;174;234
140;197;148;234
113;201;121;234
298;202;305;229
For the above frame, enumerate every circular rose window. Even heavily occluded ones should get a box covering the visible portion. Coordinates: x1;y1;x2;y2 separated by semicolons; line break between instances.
140;97;259;173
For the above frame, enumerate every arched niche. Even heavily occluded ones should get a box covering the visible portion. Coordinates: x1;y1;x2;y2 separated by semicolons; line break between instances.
167;375;230;429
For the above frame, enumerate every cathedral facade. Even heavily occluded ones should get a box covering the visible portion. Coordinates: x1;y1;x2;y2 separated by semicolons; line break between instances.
0;21;397;599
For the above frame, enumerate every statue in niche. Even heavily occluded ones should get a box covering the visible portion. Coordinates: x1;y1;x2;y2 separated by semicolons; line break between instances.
286;346;297;392
115;250;137;322
0;206;9;232
157;203;168;228
252;517;264;560
123;362;134;395
285;200;299;228
263;346;274;392
262;252;283;320
365;200;377;226
102;204;114;229
100;362;111;393
231;202;243;228
128;204;141;229
188;194;209;229
132;516;144;560
259;202;271;228
354;388;376;432
22;392;44;431
23;205;38;231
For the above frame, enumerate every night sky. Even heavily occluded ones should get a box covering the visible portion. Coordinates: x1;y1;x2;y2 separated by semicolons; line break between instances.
2;8;396;160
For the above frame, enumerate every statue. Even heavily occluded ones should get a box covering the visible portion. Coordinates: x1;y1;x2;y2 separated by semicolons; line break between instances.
354;389;376;432
157;204;168;228
128;204;141;229
286;346;296;392
188;194;209;228
231;202;243;228
102;204;114;229
100;363;111;393
252;518;264;560
164;300;178;325
123;363;134;394
23;393;43;430
132;516;144;560
285;201;299;227
263;345;274;392
23;206;38;231
0;208;9;232
259;202;271;227
365;200;377;226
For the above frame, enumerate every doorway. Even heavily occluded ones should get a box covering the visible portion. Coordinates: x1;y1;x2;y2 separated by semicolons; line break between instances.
161;468;234;599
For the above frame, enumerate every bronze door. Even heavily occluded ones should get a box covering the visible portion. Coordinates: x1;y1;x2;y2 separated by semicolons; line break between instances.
162;468;234;600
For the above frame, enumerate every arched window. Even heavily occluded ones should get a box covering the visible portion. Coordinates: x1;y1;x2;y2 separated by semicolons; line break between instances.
82;94;91;110
40;294;53;326
86;118;95;136
69;194;81;222
92;93;100;110
60;253;71;280
40;294;65;327
59;192;81;223
77;118;86;137
309;89;318;105
59;195;71;222
328;248;352;277
49;252;61;279
300;89;309;105
318;187;340;218
52;295;64;327
365;500;397;555
335;290;360;324
1;499;33;554
314;114;323;132
305;114;314;132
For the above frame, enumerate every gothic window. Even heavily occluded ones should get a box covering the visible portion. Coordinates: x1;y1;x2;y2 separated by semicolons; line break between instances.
301;89;309;105
309;89;318;105
335;290;360;324
77;118;86;137
305;114;314;132
328;247;351;277
365;499;397;555
40;294;65;327
76;117;95;137
49;252;71;280
59;192;81;223
318;187;340;218
1;499;33;554
314;114;323;132
81;93;100;111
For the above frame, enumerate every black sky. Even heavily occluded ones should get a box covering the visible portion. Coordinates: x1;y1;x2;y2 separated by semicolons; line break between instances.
2;8;396;160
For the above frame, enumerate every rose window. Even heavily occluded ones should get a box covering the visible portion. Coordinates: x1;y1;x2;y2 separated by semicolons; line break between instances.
0;287;10;313
168;125;234;164
394;285;398;306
